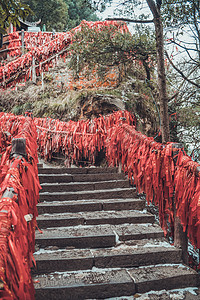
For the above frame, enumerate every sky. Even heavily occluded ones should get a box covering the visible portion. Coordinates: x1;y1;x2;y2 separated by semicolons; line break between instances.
98;0;152;20
98;0;195;62
97;0;153;35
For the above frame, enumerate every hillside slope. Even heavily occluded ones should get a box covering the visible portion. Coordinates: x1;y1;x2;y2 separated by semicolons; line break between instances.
0;58;160;137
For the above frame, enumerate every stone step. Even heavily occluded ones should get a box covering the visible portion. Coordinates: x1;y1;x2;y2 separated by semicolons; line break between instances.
37;163;43;168
37;198;145;214
40;180;130;193
35;224;163;249
33;264;199;300
39;188;137;202
39;172;126;183
117;288;200;300
34;165;200;298
128;264;199;294
35;224;116;249
33;241;182;274
34;268;135;300
39;174;73;184
36;210;155;228
114;223;164;241
38;167;118;175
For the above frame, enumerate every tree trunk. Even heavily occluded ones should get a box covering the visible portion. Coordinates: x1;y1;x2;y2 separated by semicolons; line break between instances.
146;0;170;142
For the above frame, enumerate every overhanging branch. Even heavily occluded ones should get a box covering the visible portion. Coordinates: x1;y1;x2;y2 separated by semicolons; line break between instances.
106;17;154;24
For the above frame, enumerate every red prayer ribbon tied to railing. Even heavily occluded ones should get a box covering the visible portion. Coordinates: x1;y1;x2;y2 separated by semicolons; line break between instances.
35;110;200;249
34;110;136;163
175;152;200;248
1;110;200;298
0;113;41;299
106;124;200;248
8;32;22;57
1;20;129;88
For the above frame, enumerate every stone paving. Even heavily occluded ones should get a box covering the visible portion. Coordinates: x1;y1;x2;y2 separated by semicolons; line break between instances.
33;164;200;299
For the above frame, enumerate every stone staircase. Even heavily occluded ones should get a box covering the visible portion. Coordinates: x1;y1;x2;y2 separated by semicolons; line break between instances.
33;166;199;299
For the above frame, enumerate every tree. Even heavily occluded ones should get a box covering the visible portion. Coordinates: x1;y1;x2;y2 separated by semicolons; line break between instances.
64;0;99;30
68;22;156;82
89;0;170;142
22;0;69;32
0;0;31;34
163;0;200;88
146;0;170;142
22;0;99;32
161;0;200;152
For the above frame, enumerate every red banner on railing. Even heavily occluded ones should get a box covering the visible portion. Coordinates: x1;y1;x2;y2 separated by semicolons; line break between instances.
35;110;200;249
0;113;41;299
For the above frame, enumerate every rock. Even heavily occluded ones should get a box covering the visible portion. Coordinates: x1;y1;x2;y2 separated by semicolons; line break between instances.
78;94;125;119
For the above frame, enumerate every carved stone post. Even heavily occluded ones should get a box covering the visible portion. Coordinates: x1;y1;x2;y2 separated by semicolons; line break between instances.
11;138;26;157
32;56;36;83
118;116;126;174
21;29;25;56
41;71;44;90
118;161;122;173
0;279;4;290
2;138;26;199
174;209;188;264
172;143;188;264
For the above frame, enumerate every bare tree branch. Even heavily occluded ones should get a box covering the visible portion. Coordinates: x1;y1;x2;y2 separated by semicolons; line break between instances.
168;65;198;102
168;91;179;102
165;50;200;88
168;39;200;64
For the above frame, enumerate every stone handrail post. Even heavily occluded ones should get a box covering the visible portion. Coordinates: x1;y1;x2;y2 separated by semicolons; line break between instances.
172;143;188;264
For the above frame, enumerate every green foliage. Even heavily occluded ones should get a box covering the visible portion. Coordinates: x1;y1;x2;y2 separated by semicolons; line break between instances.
86;0;112;12
21;0;99;32
68;23;156;81
11;104;23;115
0;0;31;33
22;0;69;31
11;101;32;115
64;0;99;30
162;0;199;27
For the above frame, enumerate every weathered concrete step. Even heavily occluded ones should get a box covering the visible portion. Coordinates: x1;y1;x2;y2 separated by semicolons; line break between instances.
38;167;118;175
34;268;135;300
37;198;145;214
37;163;43;168
33;242;182;274
33;264;199;300
114;223;164;241
39;174;73;183
92;242;182;269
33;248;94;274
74;173;126;182
39;173;126;183
36;210;155;228
115;288;200;300
128;264;199;294
35;225;116;249
39;188;137;202
35;224;163;249
40;180;130;193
